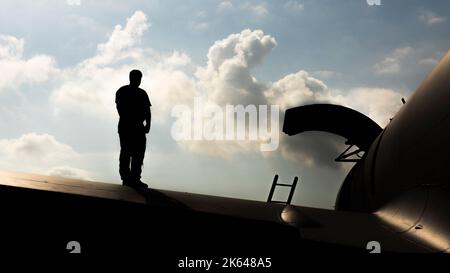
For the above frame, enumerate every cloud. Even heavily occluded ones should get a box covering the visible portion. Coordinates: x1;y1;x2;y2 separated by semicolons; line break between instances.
88;10;150;67
66;0;81;6
419;9;446;26
0;34;57;92
48;17;276;160
218;1;233;11
418;58;438;67
0;133;93;181
264;71;342;168
374;46;413;75
50;11;195;122
179;140;258;159
47;165;91;180
195;29;276;106
50;17;280;160
171;27;404;168
243;2;269;17
284;1;304;12
0;133;78;165
280;132;345;168
186;29;403;168
176;29;278;157
265;70;331;110
45;11;404;169
0;35;23;59
332;87;404;127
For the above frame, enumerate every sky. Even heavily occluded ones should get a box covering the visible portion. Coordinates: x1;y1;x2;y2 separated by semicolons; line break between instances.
0;0;448;209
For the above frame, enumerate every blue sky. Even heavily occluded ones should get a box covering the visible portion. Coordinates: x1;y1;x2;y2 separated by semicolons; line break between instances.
0;0;448;209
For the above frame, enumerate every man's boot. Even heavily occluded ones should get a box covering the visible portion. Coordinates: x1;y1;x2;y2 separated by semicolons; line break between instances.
134;180;148;188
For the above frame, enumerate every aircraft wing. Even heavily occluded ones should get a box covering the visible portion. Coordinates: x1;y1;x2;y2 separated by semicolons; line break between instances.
0;170;430;257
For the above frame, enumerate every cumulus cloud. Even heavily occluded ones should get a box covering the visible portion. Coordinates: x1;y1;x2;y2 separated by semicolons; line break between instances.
374;46;413;75
332;87;404;127
47;165;91;180
0;133;92;181
182;29;403;168
161;26;404;168
195;29;276;106
0;133;78;164
265;70;331;110
419;9;446;26
88;10;149;67
0;34;57;92
173;29;278;157
50;11;195;121
0;35;22;59
263;70;342;168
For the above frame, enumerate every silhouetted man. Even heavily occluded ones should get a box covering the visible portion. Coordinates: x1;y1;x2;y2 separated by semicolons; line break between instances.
115;70;151;188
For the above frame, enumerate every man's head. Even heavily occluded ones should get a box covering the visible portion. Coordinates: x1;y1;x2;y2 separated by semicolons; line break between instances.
129;69;143;87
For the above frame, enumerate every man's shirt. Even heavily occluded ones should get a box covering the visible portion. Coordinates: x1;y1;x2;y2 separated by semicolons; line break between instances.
115;85;151;134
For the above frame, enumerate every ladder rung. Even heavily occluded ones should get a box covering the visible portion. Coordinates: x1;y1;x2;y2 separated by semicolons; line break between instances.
268;200;288;204
276;183;294;187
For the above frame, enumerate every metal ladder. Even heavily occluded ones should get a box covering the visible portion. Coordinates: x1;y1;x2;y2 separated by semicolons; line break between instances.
266;174;298;205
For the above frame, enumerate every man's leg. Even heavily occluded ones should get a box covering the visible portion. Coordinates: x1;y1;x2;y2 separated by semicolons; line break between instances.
130;133;147;187
119;133;132;186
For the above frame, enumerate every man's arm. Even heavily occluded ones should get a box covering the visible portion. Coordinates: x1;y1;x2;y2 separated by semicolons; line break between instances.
144;107;151;134
144;91;151;134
